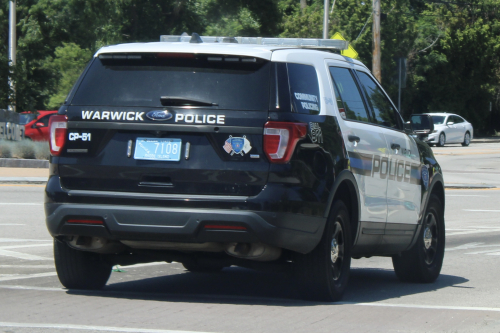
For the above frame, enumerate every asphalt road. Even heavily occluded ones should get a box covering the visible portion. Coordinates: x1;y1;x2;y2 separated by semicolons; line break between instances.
0;142;500;333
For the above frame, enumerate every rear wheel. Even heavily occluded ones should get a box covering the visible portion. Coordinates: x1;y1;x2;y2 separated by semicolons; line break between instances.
437;133;446;147
294;200;351;302
54;239;112;290
392;194;445;283
461;132;471;146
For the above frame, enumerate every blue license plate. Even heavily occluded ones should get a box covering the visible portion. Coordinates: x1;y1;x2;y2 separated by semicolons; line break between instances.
134;138;182;161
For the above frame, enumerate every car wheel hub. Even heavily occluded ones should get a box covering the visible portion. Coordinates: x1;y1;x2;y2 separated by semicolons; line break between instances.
331;238;339;263
330;221;344;281
424;227;433;249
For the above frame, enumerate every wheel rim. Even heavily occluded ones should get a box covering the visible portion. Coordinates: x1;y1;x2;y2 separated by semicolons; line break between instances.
465;133;470;145
439;134;445;146
423;212;439;265
330;221;345;281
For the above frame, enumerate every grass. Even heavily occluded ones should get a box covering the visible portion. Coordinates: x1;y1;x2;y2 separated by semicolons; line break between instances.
0;139;50;160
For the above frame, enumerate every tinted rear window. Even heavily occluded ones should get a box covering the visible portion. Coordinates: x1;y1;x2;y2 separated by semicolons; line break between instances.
71;54;271;110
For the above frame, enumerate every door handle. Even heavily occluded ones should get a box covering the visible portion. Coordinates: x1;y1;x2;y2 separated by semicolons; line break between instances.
391;143;401;150
348;135;360;143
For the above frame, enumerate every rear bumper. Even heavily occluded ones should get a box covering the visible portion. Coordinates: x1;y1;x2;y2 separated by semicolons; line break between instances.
45;177;327;254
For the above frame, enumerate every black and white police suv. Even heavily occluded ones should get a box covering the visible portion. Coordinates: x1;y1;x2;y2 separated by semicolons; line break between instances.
45;34;445;301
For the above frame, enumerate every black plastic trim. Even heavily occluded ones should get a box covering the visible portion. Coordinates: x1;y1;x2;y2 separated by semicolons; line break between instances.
67;190;250;202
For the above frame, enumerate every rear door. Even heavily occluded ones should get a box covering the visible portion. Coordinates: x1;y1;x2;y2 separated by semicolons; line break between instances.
60;53;272;197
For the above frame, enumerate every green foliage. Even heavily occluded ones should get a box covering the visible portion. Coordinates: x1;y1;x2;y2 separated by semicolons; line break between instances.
1;0;499;133
43;42;92;109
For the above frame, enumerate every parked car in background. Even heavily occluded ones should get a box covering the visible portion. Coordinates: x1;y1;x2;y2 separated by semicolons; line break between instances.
19;112;37;125
424;112;473;147
24;111;58;141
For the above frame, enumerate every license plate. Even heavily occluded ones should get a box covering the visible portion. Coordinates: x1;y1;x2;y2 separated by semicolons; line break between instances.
134;138;182;161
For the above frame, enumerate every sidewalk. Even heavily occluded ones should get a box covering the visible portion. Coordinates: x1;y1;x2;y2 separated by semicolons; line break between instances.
0;167;48;184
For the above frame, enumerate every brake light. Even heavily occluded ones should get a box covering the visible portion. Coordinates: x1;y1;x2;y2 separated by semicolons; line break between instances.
49;115;68;156
263;122;307;164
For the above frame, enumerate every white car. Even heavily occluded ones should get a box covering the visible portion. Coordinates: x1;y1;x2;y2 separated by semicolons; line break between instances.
424;113;473;147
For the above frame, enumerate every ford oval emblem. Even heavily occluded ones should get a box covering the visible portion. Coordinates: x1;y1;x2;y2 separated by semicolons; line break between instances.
146;110;173;121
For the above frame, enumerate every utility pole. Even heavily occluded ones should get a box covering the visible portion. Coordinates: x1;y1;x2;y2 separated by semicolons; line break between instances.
372;0;381;82
323;0;329;39
8;0;17;112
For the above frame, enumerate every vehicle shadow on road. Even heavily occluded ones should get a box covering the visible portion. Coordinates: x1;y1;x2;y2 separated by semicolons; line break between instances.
65;264;469;306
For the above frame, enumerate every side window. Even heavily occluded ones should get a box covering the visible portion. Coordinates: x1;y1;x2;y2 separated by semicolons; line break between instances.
356;71;401;130
39;115;52;126
329;67;370;122
454;116;464;124
287;63;320;114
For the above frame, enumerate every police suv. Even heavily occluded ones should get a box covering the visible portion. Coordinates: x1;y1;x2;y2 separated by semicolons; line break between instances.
45;34;445;301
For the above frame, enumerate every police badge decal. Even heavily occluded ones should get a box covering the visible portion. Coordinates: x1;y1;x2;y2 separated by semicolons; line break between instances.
223;135;252;156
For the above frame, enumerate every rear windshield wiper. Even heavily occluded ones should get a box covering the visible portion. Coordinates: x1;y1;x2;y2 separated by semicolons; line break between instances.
160;96;218;107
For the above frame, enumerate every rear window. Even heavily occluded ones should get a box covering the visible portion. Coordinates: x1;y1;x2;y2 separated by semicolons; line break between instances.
70;53;271;110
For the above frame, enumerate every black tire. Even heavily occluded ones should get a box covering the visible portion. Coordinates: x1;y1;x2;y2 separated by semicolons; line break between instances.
392;194;445;283
182;260;225;273
54;239;112;290
461;132;471;146
294;200;352;302
437;133;446;147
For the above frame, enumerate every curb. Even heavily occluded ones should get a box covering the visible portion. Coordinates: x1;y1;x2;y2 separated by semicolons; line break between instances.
0;177;48;185
0;158;49;168
472;139;500;143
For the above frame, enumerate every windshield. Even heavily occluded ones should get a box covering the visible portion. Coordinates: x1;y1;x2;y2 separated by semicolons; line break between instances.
431;115;446;125
71;54;271;111
19;114;36;125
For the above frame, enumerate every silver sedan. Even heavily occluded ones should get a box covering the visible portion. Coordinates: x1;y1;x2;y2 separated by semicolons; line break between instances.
424;113;474;147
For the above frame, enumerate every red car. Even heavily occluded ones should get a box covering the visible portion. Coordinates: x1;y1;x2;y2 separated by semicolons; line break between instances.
23;110;58;141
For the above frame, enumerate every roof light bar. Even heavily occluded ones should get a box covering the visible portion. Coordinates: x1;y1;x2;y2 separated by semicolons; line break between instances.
160;34;348;51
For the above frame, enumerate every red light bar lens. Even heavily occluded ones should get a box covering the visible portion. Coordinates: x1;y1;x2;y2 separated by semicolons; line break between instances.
67;219;103;225
204;225;247;231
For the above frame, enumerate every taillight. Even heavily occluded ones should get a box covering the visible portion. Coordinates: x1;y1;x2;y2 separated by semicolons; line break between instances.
263;121;307;164
49;115;68;156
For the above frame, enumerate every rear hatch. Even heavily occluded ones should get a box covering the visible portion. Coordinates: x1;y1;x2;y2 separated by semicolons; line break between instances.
59;52;271;196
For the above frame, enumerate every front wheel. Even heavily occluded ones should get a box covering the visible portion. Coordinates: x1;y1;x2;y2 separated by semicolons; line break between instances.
54;239;112;290
294;200;352;301
461;132;471;146
392;194;445;283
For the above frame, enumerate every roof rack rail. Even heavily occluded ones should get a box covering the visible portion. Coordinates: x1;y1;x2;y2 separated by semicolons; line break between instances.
160;33;349;51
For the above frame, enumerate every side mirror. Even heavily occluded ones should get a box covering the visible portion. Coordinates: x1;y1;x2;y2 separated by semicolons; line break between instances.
446;121;454;125
33;122;45;128
410;114;434;135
